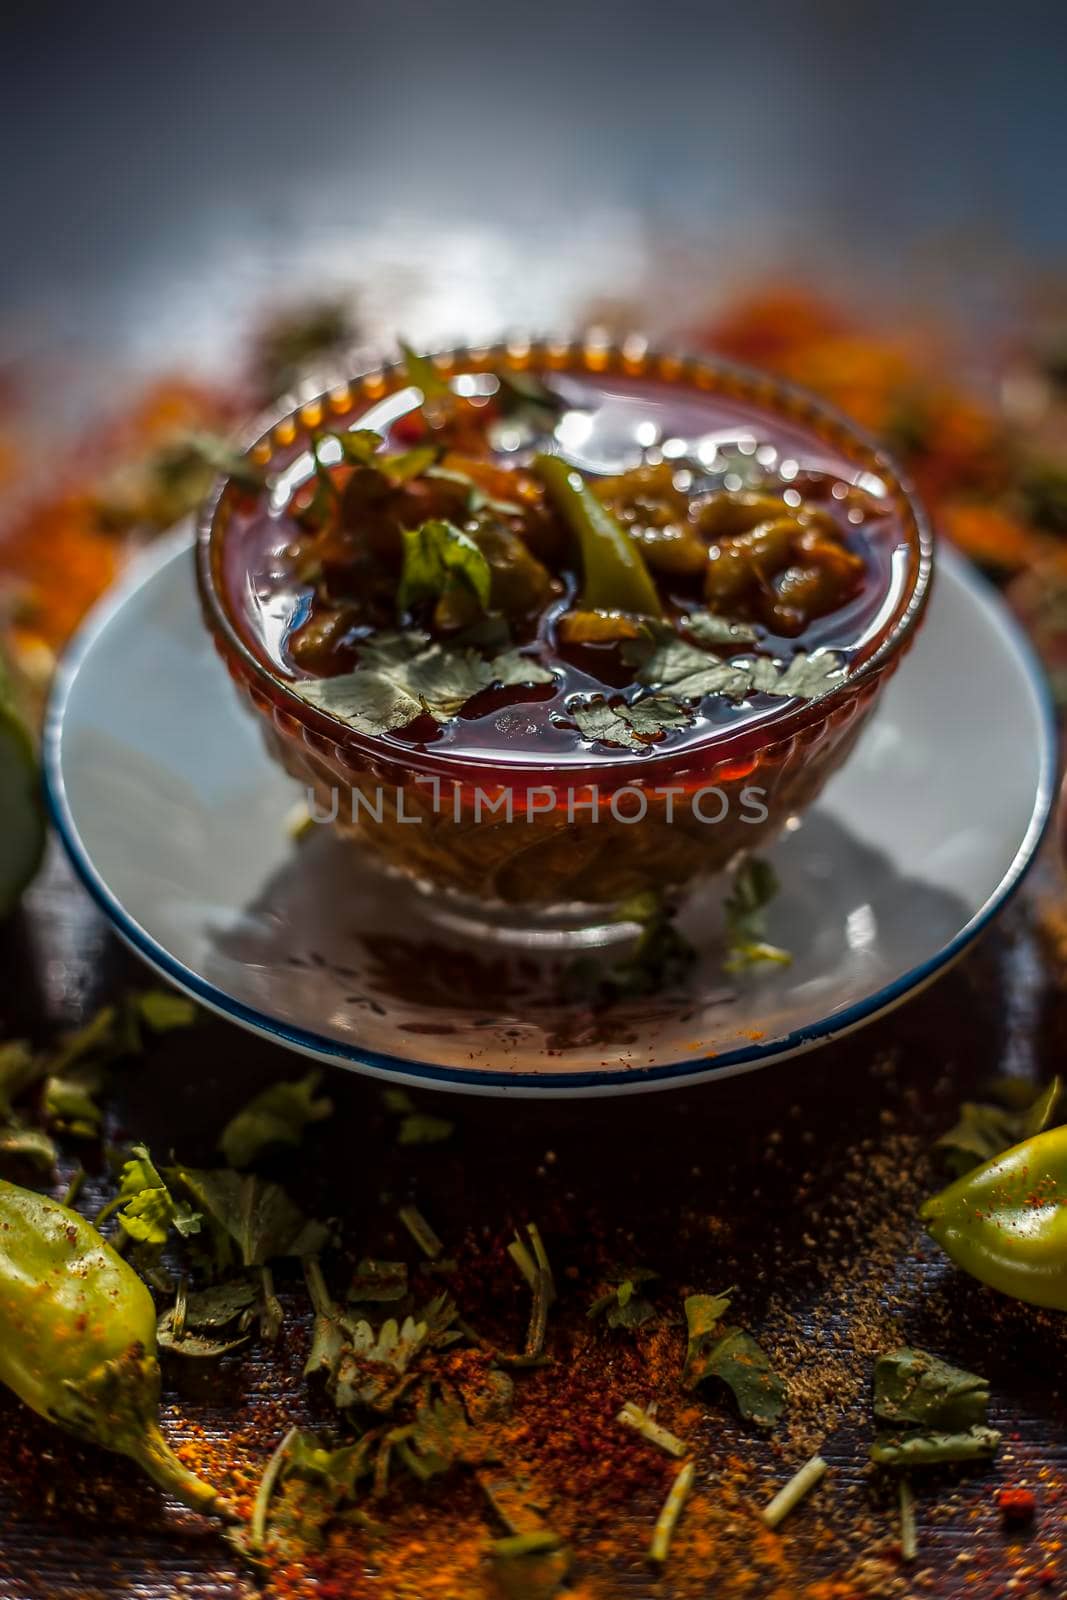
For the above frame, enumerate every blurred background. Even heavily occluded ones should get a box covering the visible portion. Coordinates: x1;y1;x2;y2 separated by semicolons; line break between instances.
3;0;1067;694
4;0;1067;369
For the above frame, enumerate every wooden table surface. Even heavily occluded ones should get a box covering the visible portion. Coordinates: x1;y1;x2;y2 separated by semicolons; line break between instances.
2;810;1066;1598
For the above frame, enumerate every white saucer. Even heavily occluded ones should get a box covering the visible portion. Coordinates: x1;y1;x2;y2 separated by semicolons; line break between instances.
44;528;1055;1096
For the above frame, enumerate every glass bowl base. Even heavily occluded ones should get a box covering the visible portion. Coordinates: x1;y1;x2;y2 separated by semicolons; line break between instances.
401;872;642;950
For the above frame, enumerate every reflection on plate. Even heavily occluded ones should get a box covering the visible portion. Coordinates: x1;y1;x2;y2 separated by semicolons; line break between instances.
45;528;1054;1096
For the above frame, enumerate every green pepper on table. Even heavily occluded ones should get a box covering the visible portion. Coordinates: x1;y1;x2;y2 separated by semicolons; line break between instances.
0;1177;229;1516
921;1125;1067;1310
533;453;663;619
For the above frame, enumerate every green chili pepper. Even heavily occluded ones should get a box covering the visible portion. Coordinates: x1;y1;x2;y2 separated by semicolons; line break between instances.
533;453;662;618
0;1177;227;1515
920;1125;1067;1310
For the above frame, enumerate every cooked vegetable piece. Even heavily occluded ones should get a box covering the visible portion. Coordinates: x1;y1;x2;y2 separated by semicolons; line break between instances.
447;518;554;626
557;609;646;645
690;490;795;539
533;454;662;618
703;504;864;635
593;463;708;576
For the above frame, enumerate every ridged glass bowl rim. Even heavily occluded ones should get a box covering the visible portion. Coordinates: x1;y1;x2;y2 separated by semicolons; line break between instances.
196;334;934;781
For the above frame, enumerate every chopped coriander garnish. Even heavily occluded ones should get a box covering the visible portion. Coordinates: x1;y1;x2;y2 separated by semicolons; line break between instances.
0;1123;56;1170
0;1040;40;1118
157;1279;257;1358
399;339;453;405
568;691;691;749
385;1089;458;1151
623;631;846;706
873;1347;991;1432
682;1290;787;1425
218;1070;334;1169
869;1347;1001;1470
723;858;791;974
616;1402;687;1458
174;1168;329;1267
250;1425;299;1553
61;1164;86;1208
132;989;199;1032
760;1453;828;1529
398;1203;444;1260
181;432;267;494
491;1530;565;1558
682;610;759;647
296;630;553;736
97;1143;201;1251
869;1427;1001;1467
934;1076;1061;1176
397;519;492;616
649;1460;695;1566
899;1476;918;1563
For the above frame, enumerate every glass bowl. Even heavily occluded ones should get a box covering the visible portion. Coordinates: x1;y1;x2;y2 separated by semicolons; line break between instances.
196;337;933;943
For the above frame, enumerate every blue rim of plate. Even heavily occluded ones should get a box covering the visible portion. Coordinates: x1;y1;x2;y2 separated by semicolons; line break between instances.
44;532;1058;1095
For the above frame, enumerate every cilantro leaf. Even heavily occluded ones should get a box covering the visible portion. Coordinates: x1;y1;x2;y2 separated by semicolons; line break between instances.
0;1040;42;1118
395;1387;486;1482
175;1168;329;1267
934;1077;1062;1176
0;1122;57;1170
494;367;567;431
588;1273;657;1330
322;425;439;488
46;1003;124;1078
297;631;552;735
379;1085;455;1146
133;989;199;1032
43;1063;109;1137
624;633;845;705
330;1312;432;1409
681;1290;734;1387
180;432;267;494
284;1429;376;1500
568;692;691;749
328;427;385;466
873;1348;991;1432
398;519;492;614
155;1324;252;1359
723;858;791;974
157;1280;258;1357
682;1291;786;1426
399;340;453;404
599;893;696;998
682;611;758;647
219;1070;334;1170
254;297;357;395
691;1327;787;1426
771;650;849;699
381;445;438;484
106;1143;202;1248
397;1113;455;1146
869;1346;1001;1471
